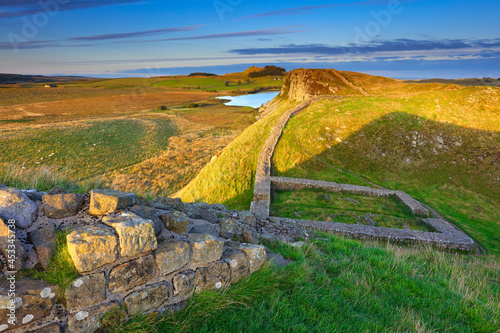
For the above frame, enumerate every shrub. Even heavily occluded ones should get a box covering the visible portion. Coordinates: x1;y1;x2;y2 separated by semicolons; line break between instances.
185;103;199;108
157;105;169;111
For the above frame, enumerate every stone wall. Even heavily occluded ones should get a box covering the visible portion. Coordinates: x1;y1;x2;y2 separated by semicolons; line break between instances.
249;82;475;252
0;187;275;333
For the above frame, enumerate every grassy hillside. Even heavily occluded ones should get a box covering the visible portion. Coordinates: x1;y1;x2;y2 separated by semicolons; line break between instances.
272;86;499;255
107;234;499;333
176;72;499;255
175;100;298;208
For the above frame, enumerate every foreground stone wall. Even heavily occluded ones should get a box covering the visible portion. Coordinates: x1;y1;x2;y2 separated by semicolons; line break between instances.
0;187;279;333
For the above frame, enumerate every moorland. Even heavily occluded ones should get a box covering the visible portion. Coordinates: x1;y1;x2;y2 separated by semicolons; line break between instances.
1;67;499;332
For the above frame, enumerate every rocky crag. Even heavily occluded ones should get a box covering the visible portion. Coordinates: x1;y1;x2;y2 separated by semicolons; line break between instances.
0;185;305;333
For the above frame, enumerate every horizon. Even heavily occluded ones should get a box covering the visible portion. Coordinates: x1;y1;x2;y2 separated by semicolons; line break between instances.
1;0;499;79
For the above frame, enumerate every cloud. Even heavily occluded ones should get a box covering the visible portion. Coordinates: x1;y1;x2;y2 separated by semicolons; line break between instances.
230;38;500;56
68;25;204;41
0;24;206;50
0;0;140;18
234;0;422;21
146;27;304;42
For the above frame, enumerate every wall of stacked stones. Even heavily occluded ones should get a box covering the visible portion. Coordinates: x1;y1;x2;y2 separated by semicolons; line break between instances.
0;186;267;333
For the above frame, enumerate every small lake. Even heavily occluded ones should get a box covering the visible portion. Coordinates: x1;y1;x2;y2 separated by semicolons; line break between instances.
217;91;280;108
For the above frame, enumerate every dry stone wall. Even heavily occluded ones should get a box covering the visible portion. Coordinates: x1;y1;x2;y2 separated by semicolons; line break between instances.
0;187;277;333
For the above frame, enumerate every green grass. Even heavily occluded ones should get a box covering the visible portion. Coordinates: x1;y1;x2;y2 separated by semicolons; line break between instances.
152;77;282;92
176;100;299;210
29;230;79;302
272;91;500;255
103;235;500;332
270;188;432;231
0;116;176;180
0;163;104;193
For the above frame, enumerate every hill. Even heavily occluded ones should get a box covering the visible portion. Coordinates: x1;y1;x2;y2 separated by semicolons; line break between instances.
0;73;95;85
176;68;500;256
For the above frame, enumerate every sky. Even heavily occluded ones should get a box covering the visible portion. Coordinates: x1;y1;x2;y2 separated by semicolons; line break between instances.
0;0;499;79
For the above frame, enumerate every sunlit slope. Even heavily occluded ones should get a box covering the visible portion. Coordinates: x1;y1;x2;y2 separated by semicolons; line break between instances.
175;100;299;209
273;86;500;254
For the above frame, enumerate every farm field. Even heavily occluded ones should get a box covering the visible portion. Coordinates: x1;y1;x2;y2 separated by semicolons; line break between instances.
0;70;281;198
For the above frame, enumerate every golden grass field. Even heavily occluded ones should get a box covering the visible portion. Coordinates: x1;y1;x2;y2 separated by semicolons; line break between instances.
0;72;282;199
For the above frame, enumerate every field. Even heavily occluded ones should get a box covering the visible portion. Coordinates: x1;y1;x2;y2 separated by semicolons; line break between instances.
270;188;432;231
0;72;282;198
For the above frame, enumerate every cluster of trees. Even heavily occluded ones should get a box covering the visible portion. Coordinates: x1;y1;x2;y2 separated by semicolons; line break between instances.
248;66;286;78
188;72;217;77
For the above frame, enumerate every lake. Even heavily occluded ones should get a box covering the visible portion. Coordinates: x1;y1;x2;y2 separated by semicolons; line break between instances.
217;91;280;108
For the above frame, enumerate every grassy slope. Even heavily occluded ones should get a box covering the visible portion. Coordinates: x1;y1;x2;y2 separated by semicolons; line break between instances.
273;84;499;255
0;115;176;180
175;100;298;209
107;235;499;333
176;71;499;255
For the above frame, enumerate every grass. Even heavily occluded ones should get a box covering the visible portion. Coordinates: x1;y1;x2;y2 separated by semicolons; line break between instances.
0;163;104;193
270;188;432;231
152;77;282;92
102;235;500;332
176;99;299;210
272;93;500;254
0;117;176;180
17;230;80;303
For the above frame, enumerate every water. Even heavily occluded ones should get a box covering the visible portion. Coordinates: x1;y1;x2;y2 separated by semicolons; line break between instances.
217;91;280;108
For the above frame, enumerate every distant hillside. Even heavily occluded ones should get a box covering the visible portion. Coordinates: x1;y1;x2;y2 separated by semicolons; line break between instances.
0;73;95;85
405;77;500;87
177;68;500;255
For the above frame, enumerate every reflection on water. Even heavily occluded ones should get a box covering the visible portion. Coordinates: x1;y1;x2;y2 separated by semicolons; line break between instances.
217;91;280;108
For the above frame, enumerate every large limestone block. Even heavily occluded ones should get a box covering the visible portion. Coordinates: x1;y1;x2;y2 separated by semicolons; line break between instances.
172;270;196;299
189;225;218;238
42;193;84;219
89;189;136;215
28;225;56;269
154;197;184;211
160;211;190;235
238;211;257;228
0;279;58;331
0;218;27;271
239;244;266;273
65;273;106;309
183;203;218;223
195;261;230;293
67;302;118;333
154;239;190;275
67;226;118;273
219;217;241;239
189;234;224;265
0;187;37;228
128;205;163;235
222;248;250;284
103;212;157;257
108;255;155;293
123;283;171;316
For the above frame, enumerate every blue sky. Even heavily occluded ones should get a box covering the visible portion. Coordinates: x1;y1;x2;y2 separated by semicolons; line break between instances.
0;0;499;78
